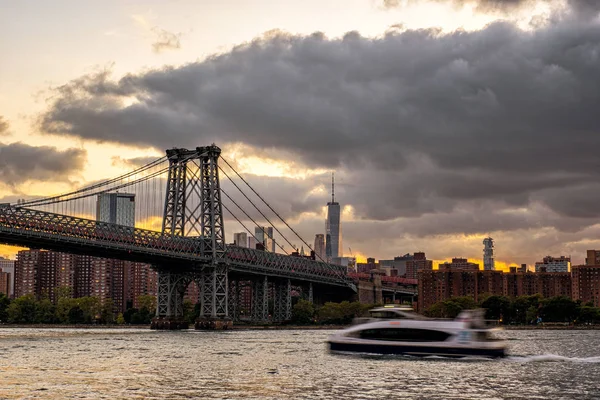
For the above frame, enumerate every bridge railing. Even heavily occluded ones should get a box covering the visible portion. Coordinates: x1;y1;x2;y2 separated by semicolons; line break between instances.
224;245;354;287
0;206;355;287
0;206;206;260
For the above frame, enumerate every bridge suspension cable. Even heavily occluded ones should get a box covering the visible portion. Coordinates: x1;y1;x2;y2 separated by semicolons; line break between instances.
16;156;168;207
219;166;299;255
219;156;350;284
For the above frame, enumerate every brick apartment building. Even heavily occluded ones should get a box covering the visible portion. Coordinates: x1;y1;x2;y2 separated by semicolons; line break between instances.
14;250;157;312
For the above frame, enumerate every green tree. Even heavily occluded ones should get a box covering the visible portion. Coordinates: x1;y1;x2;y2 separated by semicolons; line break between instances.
481;295;511;321
100;299;115;324
68;306;85;324
7;294;38;323
36;298;56;323
540;296;578;323
0;293;10;322
137;295;156;313
116;313;126;325
291;299;315;324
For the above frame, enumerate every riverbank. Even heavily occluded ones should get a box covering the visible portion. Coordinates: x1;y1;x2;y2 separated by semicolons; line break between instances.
2;324;599;330
0;324;347;330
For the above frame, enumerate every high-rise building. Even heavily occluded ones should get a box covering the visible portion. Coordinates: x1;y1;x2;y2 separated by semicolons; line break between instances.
572;264;600;306
418;268;571;312
585;250;600;266
0;257;15;297
439;258;480;272
483;237;495;271
0;269;10;297
254;226;275;252
14;249;43;298
405;252;433;279
314;234;325;261
248;237;258;250
96;193;135;226
233;232;248;248
325;173;341;260
534;256;571;273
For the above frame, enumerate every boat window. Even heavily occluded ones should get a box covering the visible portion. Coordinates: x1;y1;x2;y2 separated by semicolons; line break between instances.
359;328;451;342
370;311;405;319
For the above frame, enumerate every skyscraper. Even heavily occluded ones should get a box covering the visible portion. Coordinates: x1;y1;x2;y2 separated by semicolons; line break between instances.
314;234;325;261
233;232;248;248
254;226;275;252
96;193;135;226
326;173;341;260
483;237;495;271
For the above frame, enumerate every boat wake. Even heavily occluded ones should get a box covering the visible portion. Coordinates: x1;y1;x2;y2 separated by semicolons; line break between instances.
507;354;600;363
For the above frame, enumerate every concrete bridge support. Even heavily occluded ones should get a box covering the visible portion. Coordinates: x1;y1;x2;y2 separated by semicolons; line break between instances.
251;276;269;323
273;279;292;322
151;271;190;330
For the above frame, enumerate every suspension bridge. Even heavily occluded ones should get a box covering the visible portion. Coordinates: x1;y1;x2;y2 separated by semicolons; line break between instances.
0;145;416;329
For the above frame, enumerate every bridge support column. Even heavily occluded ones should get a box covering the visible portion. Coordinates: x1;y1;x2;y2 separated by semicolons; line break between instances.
196;264;232;330
151;271;190;330
308;282;314;303
228;279;241;322
273;279;292;323
251;276;269;323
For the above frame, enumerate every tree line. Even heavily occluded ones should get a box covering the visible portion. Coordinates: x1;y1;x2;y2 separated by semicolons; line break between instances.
424;294;600;325
0;290;159;325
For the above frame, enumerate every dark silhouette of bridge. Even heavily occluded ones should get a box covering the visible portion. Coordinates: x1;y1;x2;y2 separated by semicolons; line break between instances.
0;145;416;329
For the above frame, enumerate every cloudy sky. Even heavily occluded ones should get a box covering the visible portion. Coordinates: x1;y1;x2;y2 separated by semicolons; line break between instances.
2;0;600;267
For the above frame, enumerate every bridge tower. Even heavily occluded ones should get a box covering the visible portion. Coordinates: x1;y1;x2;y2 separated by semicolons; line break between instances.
151;145;231;330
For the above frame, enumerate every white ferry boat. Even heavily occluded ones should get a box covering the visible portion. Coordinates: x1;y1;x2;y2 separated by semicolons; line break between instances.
328;306;506;358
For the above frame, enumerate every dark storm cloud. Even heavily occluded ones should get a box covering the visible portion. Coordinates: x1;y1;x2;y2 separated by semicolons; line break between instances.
384;0;600;14
111;155;162;169
0;143;86;185
38;17;600;235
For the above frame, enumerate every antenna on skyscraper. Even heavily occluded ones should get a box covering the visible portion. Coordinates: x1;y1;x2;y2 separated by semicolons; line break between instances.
332;172;335;203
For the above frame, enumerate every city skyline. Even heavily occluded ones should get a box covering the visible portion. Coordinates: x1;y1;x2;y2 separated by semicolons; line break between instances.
2;1;600;266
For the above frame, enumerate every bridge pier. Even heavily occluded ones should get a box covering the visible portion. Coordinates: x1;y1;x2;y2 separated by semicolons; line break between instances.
273;279;292;323
195;265;232;330
151;271;190;330
251;276;269;323
228;279;241;322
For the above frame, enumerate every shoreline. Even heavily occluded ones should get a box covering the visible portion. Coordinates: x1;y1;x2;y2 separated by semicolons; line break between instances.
2;324;600;330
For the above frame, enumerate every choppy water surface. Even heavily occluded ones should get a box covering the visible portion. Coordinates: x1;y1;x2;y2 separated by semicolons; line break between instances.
1;328;600;399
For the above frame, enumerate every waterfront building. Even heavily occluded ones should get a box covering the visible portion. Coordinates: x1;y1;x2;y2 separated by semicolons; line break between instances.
0;269;10;297
483;237;495;271
534;256;571;273
233;232;248;248
96;193;135;226
0;257;15;297
418;269;572;313
572;264;600;307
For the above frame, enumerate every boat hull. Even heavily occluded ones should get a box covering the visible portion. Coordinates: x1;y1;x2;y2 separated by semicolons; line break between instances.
328;341;505;358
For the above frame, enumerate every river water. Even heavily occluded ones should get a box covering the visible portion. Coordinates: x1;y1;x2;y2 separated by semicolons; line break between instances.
1;328;600;399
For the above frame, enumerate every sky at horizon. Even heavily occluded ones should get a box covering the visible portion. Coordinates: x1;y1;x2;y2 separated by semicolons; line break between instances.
1;0;599;268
